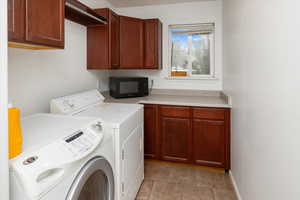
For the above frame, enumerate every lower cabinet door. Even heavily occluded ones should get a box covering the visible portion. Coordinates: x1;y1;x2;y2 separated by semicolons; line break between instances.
193;119;225;168
161;117;191;163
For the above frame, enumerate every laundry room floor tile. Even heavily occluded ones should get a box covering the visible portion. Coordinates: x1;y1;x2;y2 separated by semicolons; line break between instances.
136;160;237;200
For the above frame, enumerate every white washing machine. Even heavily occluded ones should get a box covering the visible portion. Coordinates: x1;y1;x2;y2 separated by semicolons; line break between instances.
50;90;144;200
10;114;115;200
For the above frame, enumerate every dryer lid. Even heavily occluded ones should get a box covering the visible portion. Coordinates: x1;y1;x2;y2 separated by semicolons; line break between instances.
50;90;105;115
76;103;143;126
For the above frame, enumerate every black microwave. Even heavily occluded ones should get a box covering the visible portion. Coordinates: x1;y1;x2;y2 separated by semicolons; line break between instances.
109;77;149;98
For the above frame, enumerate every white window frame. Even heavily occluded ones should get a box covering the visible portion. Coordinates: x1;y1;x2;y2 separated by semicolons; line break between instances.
167;23;216;80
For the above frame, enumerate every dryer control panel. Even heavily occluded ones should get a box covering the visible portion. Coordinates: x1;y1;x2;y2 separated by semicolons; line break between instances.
50;90;105;115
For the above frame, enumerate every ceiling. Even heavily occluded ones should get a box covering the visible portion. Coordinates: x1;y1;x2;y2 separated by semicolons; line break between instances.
107;0;215;8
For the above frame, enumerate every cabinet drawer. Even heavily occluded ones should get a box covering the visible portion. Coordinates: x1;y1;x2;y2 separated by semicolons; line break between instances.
193;108;225;120
160;106;190;118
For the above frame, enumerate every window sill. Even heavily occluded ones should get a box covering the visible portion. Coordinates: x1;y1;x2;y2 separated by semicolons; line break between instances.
164;76;219;80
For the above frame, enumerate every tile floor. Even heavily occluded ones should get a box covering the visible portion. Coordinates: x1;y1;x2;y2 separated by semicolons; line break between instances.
136;160;237;200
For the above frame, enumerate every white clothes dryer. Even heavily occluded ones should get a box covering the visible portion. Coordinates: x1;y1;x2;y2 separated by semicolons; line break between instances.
10;114;115;200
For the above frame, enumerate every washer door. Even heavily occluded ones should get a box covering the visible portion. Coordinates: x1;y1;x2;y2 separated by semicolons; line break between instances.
67;157;114;200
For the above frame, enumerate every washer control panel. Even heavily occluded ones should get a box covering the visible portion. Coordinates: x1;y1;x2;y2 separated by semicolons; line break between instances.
63;130;98;157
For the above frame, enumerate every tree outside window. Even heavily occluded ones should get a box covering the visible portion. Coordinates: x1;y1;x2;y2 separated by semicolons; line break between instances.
169;23;215;78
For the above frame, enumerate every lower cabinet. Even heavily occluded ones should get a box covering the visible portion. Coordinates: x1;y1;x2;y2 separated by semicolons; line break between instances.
144;104;159;159
143;104;231;170
161;117;191;163
193;119;225;168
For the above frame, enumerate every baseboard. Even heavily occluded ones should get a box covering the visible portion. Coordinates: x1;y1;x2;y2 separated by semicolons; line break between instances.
229;171;243;200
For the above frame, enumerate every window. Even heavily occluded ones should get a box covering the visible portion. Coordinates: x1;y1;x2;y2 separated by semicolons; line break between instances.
169;23;215;78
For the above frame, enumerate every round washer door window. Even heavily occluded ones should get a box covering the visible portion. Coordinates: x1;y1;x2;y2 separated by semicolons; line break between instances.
67;157;114;200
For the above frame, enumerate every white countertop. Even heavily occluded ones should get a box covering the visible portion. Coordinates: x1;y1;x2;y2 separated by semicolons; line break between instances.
103;89;232;108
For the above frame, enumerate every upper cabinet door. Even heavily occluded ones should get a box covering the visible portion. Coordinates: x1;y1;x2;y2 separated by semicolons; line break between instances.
120;16;144;69
87;8;119;69
8;0;25;42
87;8;110;69
25;0;65;48
110;11;120;69
144;19;162;69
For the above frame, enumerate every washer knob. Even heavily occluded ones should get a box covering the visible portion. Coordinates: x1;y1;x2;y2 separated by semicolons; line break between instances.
92;122;103;132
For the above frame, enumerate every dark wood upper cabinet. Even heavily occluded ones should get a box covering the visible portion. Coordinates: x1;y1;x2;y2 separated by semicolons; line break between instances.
8;0;65;49
8;0;25;42
87;8;120;69
144;19;162;69
144;104;159;159
25;0;64;48
86;8;162;70
193;119;225;168
110;12;120;68
120;16;144;69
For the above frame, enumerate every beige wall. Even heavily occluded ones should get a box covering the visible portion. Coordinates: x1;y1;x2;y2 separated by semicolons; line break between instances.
223;0;299;199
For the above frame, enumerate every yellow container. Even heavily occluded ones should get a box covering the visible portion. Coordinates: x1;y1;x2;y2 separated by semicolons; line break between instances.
8;107;22;159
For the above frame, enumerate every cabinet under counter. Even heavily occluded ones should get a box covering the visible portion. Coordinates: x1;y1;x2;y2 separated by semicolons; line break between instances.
103;89;231;171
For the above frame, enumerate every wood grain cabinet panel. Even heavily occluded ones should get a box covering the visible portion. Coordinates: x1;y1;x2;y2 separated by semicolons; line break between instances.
8;0;25;42
87;23;109;69
120;16;144;69
160;106;190;118
193;108;225;120
110;11;120;68
86;10;162;70
8;0;64;48
144;19;162;69
161;117;191;163
143;105;231;170
87;8;120;69
144;104;159;159
25;0;65;48
193;119;225;168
